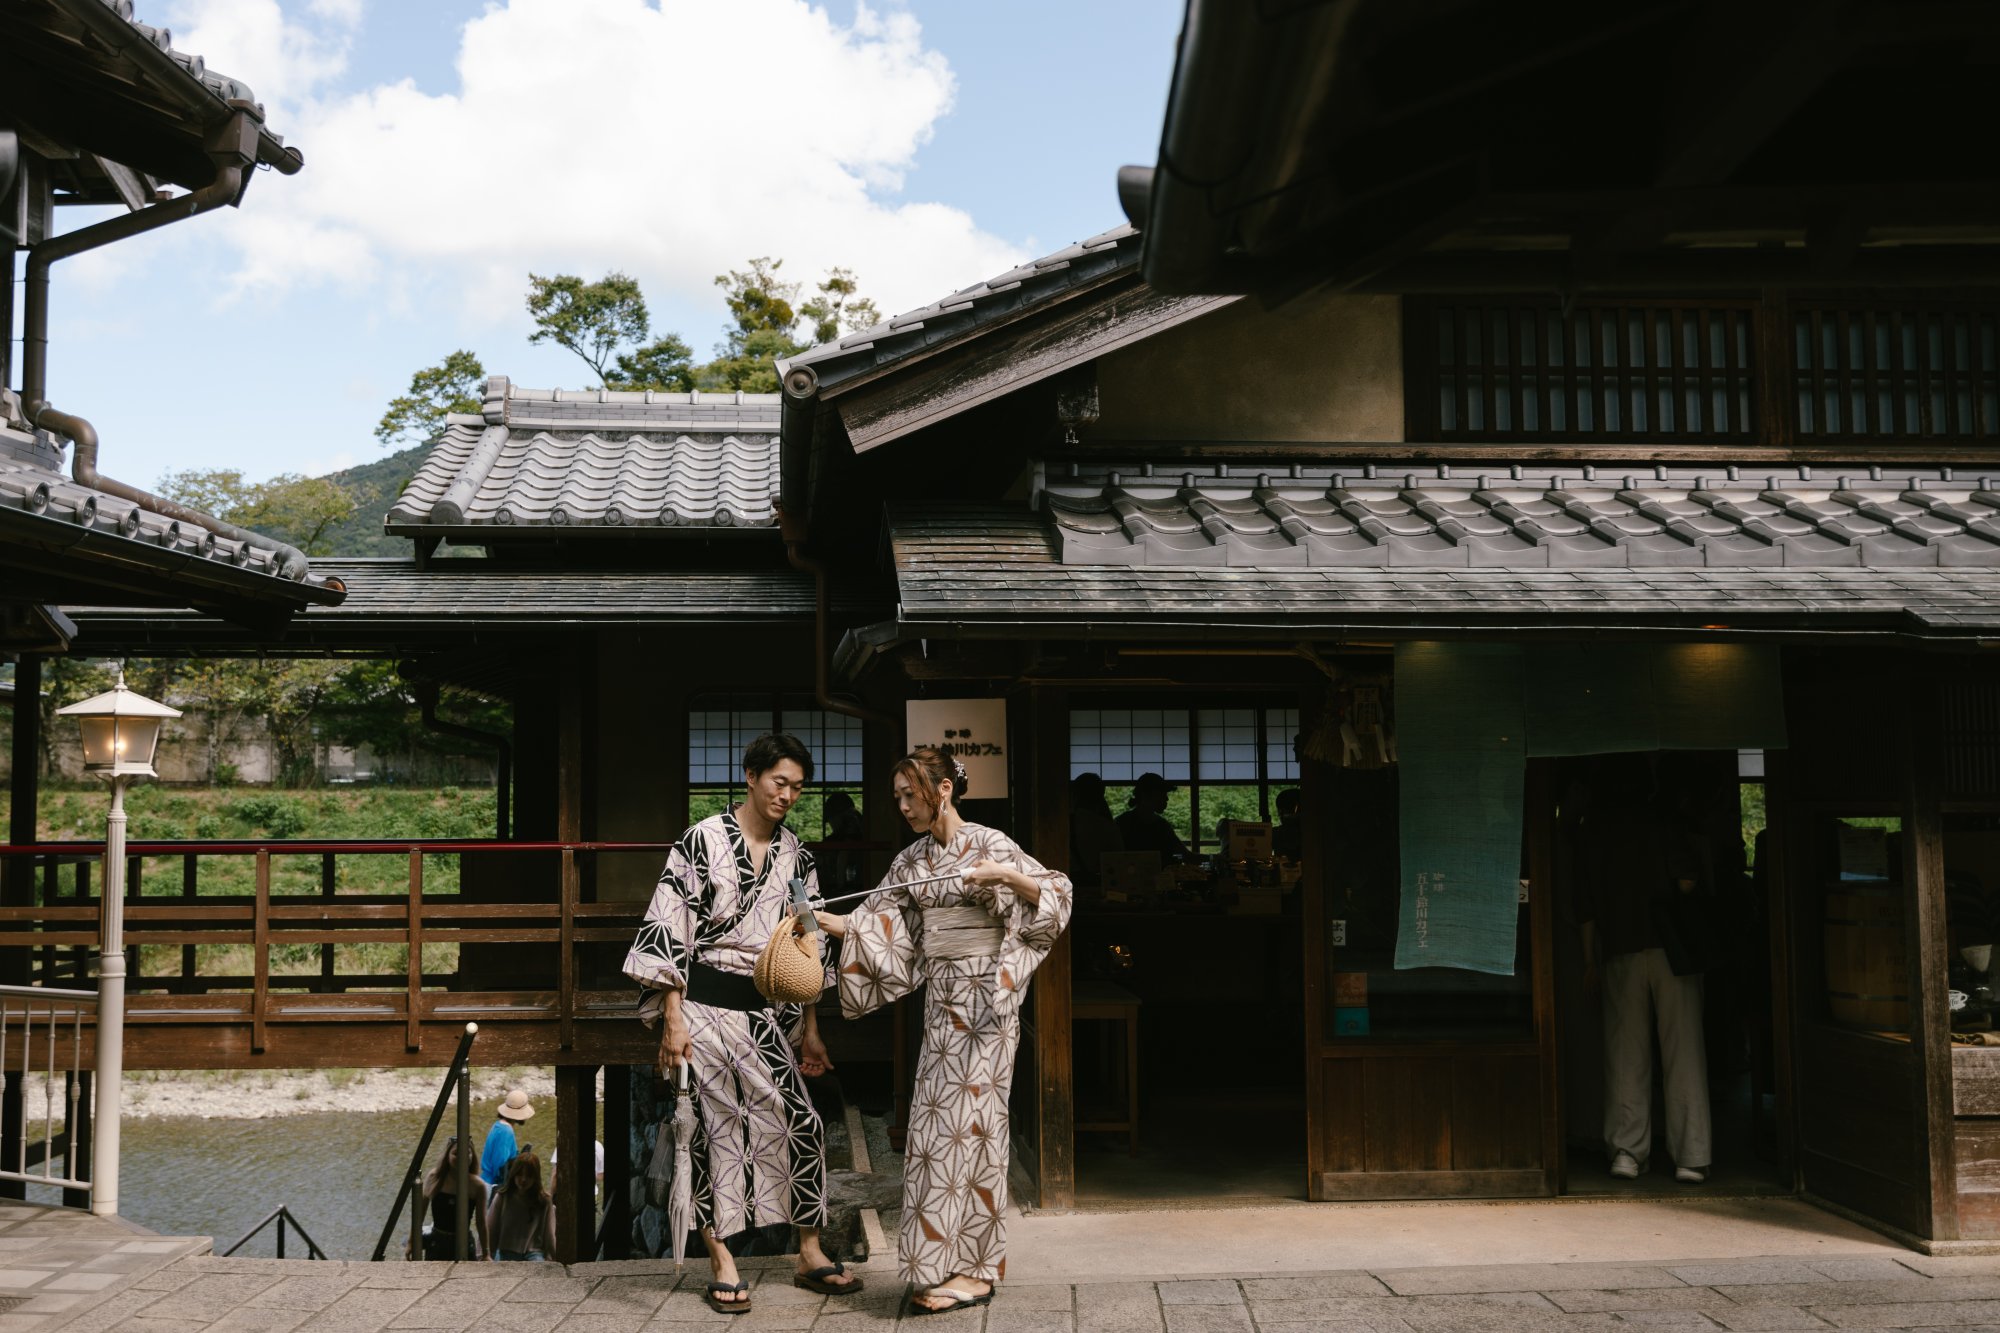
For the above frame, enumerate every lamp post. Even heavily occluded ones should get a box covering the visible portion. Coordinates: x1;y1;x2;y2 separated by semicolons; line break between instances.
56;669;178;1217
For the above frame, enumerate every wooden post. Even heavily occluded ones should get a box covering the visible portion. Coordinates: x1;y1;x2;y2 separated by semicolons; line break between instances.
1;654;39;1199
553;1064;596;1263
1028;685;1074;1211
558;850;577;1052
1525;758;1562;1196
1763;746;1801;1192
252;850;269;1056
1905;672;1957;1240
602;1063;631;1260
406;850;424;1052
1300;689;1329;1202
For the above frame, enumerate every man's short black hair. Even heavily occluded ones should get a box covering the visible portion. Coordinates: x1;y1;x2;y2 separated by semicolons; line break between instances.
1276;788;1301;818
743;732;814;782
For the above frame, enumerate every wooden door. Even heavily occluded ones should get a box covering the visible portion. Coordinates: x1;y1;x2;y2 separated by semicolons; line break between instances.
1301;737;1557;1201
1779;656;1954;1241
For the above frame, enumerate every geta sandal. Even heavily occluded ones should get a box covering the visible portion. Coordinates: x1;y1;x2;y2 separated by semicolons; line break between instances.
794;1261;864;1295
704;1280;751;1314
910;1284;993;1315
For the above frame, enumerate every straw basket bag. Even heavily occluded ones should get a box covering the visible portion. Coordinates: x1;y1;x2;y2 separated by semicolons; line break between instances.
753;920;824;1005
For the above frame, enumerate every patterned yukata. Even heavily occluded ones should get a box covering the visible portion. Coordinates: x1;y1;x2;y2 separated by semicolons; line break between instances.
839;822;1072;1288
622;811;833;1242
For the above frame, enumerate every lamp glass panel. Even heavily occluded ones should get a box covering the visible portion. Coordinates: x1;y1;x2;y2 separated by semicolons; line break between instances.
77;717;118;768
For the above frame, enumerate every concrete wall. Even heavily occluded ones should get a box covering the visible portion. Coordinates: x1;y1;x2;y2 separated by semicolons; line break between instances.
1093;292;1404;442
0;712;495;787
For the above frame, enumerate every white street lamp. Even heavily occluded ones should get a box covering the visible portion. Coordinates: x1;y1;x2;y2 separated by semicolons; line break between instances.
56;669;179;1217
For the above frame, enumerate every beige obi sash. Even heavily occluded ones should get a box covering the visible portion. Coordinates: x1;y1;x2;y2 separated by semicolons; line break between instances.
923;904;1004;960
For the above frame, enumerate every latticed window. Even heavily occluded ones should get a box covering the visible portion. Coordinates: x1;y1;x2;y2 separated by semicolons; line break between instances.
1791;303;2000;441
1412;299;1758;443
1069;704;1300;851
687;694;864;839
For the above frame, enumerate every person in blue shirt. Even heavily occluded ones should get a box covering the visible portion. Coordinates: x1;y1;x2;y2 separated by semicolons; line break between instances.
480;1089;534;1189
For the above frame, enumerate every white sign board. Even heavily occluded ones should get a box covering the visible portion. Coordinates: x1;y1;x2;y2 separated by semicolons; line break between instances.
904;698;1009;800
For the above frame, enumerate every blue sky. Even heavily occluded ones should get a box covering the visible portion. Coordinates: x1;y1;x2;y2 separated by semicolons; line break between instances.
27;0;1182;485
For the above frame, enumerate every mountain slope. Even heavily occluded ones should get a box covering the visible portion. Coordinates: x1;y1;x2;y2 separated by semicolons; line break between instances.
318;445;426;556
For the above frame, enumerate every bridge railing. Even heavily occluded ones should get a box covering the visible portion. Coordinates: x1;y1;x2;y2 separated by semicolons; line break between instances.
0;840;680;1058
0;984;97;1197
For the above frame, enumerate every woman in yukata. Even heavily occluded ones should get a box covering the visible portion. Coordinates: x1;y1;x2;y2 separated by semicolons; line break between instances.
813;747;1073;1316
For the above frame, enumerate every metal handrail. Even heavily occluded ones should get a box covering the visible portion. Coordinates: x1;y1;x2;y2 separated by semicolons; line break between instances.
221;1205;327;1260
0;984;97;1198
372;1022;479;1262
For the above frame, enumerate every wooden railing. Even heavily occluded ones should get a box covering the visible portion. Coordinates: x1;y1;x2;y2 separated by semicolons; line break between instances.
0;840;676;1063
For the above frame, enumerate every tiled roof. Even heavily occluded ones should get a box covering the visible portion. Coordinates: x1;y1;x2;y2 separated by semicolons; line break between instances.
387;377;782;536
0;416;342;605
64;558;889;654
886;507;2000;638
7;0;303;177
1040;461;2000;569
777;226;1142;395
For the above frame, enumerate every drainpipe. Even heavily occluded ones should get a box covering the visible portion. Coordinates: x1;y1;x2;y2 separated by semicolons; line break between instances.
779;507;897;731
417;684;512;839
17;116;310;580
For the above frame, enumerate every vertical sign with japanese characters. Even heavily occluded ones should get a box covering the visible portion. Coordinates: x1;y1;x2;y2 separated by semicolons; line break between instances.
905;699;1009;800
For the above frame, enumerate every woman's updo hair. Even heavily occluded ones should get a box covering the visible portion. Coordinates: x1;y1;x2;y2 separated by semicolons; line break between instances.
893;746;969;814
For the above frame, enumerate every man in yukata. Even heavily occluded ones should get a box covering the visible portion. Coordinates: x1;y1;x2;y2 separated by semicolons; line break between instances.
622;734;862;1315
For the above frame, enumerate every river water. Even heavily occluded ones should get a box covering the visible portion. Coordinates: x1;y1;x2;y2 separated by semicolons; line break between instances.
103;1107;479;1260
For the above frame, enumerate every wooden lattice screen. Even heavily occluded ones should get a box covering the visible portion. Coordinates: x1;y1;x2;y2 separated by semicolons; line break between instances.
1408;296;2000;449
1410;299;1759;443
1791;303;2000;442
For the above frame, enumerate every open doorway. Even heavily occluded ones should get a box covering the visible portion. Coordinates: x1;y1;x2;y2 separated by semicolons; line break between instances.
1555;749;1787;1197
1065;700;1308;1206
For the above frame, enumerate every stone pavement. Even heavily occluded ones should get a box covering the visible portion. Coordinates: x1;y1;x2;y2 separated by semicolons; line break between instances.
37;1250;2000;1332
0;1202;204;1331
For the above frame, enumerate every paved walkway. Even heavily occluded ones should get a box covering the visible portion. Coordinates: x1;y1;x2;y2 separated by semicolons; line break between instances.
34;1249;2000;1331
14;1194;2000;1331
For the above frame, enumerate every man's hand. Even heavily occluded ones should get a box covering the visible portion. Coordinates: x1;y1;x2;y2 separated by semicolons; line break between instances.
659;1003;693;1073
799;1029;833;1079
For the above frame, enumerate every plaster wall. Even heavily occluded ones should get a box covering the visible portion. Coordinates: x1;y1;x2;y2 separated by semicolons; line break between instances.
1093;292;1404;442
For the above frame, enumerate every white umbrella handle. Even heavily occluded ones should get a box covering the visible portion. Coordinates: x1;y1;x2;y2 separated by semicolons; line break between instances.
676;1060;687;1093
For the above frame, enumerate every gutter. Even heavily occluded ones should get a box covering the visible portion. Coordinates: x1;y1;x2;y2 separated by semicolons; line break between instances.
416;683;511;840
779;503;897;731
17;111;322;588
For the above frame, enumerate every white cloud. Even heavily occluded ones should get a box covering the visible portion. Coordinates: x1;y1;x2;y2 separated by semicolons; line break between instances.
202;0;1027;334
165;0;359;117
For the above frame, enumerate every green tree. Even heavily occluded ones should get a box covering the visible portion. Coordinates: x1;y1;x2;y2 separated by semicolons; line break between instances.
526;272;650;387
156;470;357;558
799;267;882;344
695;257;818;393
610;332;697;392
375;350;485;449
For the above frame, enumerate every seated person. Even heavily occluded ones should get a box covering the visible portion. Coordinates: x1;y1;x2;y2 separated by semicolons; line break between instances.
1115;772;1188;862
1272;788;1303;862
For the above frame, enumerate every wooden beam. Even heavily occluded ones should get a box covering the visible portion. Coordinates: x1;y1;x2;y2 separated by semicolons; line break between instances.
1300;688;1329;1201
1653;10;1853;189
836;284;1235;452
1525;759;1562;1195
553;1064;596;1263
1905;668;1958;1240
1027;685;1075;1210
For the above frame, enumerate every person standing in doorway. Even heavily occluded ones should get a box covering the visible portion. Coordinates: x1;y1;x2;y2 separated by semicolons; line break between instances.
1579;755;1712;1185
622;733;862;1315
479;1089;534;1191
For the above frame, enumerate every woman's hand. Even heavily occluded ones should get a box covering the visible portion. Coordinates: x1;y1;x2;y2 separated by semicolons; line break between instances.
962;859;1014;889
814;910;849;938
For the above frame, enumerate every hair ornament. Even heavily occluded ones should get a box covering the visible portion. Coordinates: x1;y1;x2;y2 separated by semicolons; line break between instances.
951;757;969;785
